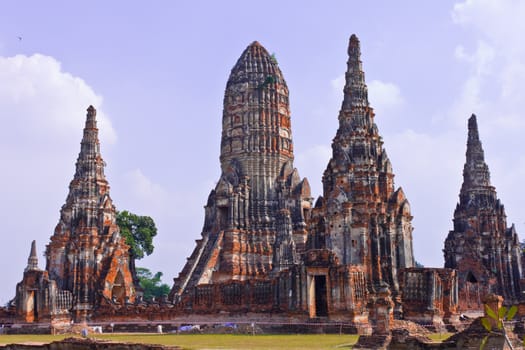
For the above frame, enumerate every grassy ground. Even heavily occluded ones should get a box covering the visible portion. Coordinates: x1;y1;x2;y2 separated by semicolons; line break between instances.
427;332;454;342
0;334;359;349
0;332;454;349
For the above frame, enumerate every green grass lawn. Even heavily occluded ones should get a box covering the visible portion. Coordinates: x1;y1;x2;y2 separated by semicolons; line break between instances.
0;332;454;349
427;332;454;342
0;334;359;349
0;334;69;344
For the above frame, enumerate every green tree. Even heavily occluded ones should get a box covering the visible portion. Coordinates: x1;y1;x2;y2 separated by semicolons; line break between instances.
136;267;170;301
116;210;157;260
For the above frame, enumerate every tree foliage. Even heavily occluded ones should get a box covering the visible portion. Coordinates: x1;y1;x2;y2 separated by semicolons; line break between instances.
480;303;519;349
116;210;157;260
136;267;170;301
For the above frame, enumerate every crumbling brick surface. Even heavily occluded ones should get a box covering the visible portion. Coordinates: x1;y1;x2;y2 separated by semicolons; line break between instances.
13;107;137;323
444;115;524;310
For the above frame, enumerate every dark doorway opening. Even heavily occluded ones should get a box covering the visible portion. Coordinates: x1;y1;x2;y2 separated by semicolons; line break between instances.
112;271;126;303
218;207;228;228
466;271;477;283
314;275;328;317
33;291;38;321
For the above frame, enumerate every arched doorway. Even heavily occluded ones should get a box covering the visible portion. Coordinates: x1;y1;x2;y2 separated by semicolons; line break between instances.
111;271;126;303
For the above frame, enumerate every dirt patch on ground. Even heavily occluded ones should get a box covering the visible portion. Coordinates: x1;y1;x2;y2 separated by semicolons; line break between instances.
0;337;180;349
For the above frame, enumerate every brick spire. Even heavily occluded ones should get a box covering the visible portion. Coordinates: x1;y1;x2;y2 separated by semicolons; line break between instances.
459;114;494;204
221;40;293;174
325;34;394;196
46;106;136;321
25;240;39;272
319;33;414;301
71;105;110;202
342;34;370;110
444;114;524;308
219;40;295;229
171;41;311;297
79;105;100;159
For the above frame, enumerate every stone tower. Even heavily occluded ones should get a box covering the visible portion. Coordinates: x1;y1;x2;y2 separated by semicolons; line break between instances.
15;241;52;322
171;42;311;297
444;114;523;309
309;34;414;306
25;240;39;272
45;106;136;320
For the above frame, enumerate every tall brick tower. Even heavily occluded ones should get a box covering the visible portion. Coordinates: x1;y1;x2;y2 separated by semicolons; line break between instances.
171;42;312;298
45;106;136;321
309;34;415;308
444;114;523;309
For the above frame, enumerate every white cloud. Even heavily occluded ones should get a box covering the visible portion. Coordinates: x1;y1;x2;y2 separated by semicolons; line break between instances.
386;128;465;268
330;74;345;101
451;0;525;134
447;0;525;250
0;54;116;145
453;0;525;56
0;53;115;303
331;74;404;115
454;41;494;75
121;169;169;214
368;80;404;112
450;40;495;126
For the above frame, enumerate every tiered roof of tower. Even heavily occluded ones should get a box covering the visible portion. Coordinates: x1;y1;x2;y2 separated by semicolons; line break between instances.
45;106;136;320
221;41;293;162
25;240;39;272
323;34;394;196
444;114;523;307
459;115;495;204
171;41;311;298
311;34;414;302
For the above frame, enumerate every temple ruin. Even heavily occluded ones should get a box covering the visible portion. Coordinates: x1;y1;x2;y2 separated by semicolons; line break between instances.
307;34;415;320
443;114;525;310
13;106;137;323
167;35;450;328
4;34;524;333
170;40;311;299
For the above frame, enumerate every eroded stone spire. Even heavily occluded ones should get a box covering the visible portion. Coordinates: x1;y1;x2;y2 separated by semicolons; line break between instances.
325;34;395;195
171;41;311;298
315;34;414;307
221;41;293;175
25;240;39;272
444;114;524;308
460;114;493;200
342;34;369;110
46;106;136;321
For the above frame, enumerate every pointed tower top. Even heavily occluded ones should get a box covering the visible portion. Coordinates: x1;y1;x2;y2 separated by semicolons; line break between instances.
325;34;396;198
348;34;361;57
30;239;37;257
68;105;109;217
468;113;479;142
84;105;98;131
341;34;369;111
25;240;39;272
221;40;292;170
227;41;283;89
460;114;493;199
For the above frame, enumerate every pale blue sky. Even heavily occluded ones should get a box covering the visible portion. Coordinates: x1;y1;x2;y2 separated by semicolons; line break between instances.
1;0;524;303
